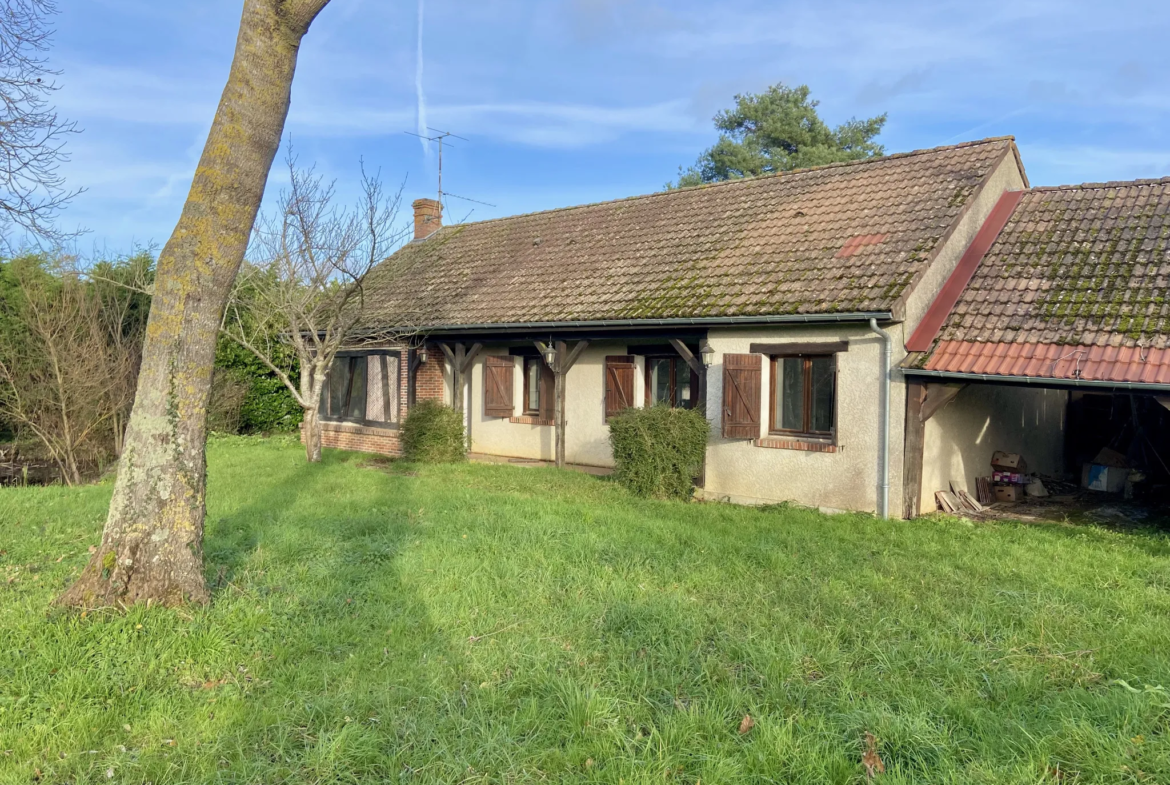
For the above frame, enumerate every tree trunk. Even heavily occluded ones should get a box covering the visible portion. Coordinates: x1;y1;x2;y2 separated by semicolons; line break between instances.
57;0;332;608
302;406;322;463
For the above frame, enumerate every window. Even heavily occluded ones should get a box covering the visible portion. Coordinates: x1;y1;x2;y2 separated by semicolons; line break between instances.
321;353;400;425
522;357;554;420
645;357;698;409
770;355;834;437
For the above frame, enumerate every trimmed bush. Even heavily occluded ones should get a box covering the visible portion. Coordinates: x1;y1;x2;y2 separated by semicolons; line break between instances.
608;404;709;500
401;400;467;463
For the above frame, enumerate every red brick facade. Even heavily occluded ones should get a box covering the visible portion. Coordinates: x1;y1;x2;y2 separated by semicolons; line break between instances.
311;346;447;456
412;350;446;405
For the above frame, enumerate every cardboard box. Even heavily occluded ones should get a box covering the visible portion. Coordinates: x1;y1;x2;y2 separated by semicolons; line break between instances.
991;451;1028;472
1082;463;1127;493
994;484;1022;503
1092;447;1129;469
993;471;1029;485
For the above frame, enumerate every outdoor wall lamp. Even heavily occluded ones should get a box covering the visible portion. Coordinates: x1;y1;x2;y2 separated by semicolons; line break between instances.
542;339;558;368
417;346;429;364
700;340;715;367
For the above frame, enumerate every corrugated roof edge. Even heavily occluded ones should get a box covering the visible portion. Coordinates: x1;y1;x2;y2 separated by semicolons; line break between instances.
412;136;1018;238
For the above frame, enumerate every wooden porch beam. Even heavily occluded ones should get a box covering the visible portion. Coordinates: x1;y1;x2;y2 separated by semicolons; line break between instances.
561;340;590;373
458;343;483;374
670;336;710;411
903;379;926;519
533;340;590;469
668;338;703;375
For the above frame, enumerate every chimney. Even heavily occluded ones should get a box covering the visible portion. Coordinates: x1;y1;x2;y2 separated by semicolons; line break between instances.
412;198;442;240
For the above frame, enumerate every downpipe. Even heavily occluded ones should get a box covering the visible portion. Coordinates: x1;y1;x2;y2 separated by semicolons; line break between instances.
868;319;892;519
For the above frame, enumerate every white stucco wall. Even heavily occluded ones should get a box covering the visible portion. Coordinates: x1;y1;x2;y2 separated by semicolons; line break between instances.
701;324;903;513
466;343;633;468
920;384;1067;509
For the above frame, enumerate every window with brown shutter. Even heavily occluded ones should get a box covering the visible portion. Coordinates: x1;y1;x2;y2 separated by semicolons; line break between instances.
722;353;761;439
484;355;514;418
605;355;635;420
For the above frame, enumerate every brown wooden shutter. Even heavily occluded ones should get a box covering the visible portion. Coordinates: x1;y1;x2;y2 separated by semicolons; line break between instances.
605;355;635;419
538;363;555;422
483;355;514;417
722;353;761;439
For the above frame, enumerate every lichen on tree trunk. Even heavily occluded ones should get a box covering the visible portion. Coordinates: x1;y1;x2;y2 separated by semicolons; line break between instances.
57;0;333;608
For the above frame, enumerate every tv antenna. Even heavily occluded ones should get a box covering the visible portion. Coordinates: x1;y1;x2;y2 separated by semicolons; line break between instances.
403;128;495;215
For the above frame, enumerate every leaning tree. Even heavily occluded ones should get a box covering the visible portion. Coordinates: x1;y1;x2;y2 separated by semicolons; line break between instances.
58;0;333;608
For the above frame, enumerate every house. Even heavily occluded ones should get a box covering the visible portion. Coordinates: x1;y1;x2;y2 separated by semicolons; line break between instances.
902;178;1170;514
317;136;1036;517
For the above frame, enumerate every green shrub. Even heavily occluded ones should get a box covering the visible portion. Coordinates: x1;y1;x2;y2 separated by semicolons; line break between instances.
608;404;709;500
401;400;466;463
214;335;302;434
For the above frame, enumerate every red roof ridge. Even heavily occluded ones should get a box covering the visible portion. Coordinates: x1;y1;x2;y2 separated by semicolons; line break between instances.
425;136;1017;234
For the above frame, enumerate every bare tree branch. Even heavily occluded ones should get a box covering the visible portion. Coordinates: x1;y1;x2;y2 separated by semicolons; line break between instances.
223;149;417;461
0;0;82;250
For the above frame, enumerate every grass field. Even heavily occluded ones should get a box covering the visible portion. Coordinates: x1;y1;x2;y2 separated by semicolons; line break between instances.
2;435;1170;784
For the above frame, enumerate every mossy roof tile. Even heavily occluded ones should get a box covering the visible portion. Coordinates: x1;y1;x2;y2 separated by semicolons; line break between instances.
935;178;1170;350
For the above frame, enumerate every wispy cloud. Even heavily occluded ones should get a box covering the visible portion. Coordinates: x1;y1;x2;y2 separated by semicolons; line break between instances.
414;0;429;156
289;98;701;148
46;0;1170;252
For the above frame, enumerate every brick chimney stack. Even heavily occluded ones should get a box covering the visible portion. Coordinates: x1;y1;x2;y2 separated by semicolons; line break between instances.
412;198;442;240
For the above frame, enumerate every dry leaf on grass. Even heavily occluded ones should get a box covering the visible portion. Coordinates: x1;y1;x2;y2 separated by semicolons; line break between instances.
862;732;885;779
738;714;754;734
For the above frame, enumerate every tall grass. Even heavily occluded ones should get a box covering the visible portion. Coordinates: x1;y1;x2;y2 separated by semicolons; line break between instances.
1;434;1168;783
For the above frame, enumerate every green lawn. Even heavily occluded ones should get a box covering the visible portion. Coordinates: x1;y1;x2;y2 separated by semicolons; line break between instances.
2;436;1170;784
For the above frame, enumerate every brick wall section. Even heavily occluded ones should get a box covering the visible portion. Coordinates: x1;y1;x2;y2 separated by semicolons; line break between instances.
310;345;448;456
319;421;403;455
412;351;446;404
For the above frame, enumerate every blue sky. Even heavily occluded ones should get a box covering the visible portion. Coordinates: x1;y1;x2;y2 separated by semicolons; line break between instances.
54;0;1170;253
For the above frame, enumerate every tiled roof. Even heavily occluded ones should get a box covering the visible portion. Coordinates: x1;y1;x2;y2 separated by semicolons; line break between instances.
361;138;1016;328
906;179;1170;385
915;341;1170;385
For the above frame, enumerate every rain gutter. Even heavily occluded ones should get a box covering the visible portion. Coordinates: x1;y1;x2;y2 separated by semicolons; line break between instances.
362;312;896;338
902;367;1170;393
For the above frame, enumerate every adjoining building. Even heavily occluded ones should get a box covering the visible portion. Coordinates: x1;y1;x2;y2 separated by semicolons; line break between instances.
902;178;1170;515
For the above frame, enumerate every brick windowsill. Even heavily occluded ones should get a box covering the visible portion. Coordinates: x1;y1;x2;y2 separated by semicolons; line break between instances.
754;437;838;453
509;415;554;426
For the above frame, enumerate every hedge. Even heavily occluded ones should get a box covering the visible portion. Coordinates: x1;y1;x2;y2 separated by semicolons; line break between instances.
608;404;709;500
401;400;466;463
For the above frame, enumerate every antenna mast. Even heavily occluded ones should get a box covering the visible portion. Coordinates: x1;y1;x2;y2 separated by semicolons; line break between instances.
403;128;495;221
405;127;467;207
